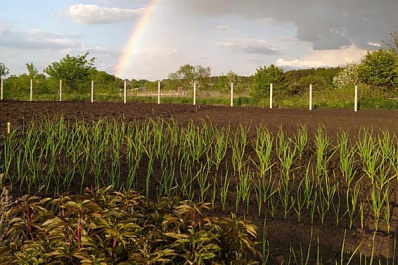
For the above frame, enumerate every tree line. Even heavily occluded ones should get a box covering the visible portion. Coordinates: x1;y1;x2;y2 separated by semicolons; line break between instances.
1;32;397;99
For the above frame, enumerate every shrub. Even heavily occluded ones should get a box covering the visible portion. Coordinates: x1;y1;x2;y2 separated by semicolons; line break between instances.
0;187;260;264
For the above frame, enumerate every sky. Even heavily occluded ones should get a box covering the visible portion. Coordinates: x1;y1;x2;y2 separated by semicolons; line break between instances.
1;0;397;80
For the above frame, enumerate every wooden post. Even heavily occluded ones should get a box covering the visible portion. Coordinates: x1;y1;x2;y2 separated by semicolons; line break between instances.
124;80;127;104
91;80;94;103
1;79;3;100
309;84;313;110
30;79;33;101
59;80;62;102
269;83;273;109
354;85;358;112
158;81;161;104
230;83;234;107
193;81;196;106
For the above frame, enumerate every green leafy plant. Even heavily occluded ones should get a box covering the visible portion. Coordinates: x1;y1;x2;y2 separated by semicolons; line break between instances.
1;187;261;264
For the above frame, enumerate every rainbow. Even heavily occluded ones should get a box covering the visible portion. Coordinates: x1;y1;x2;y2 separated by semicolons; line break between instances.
115;0;159;78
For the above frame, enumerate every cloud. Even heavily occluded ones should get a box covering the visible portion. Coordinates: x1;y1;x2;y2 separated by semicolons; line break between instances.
217;38;278;54
302;45;366;67
214;24;236;33
171;0;398;50
367;42;381;48
0;29;81;50
68;4;144;24
276;59;327;69
276;44;367;70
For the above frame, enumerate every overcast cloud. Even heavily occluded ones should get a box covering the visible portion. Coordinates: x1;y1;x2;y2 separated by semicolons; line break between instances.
171;0;397;50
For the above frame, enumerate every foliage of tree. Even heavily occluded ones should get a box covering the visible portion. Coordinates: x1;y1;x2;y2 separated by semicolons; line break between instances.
88;69;123;92
383;31;398;54
169;64;212;90
313;67;342;86
298;75;327;94
160;78;181;91
44;52;96;93
25;62;39;79
195;65;212;90
251;64;285;98
0;63;9;79
130;79;149;89
285;68;315;84
216;71;241;93
3;75;29;97
358;49;398;89
333;62;359;88
284;67;341;94
5;66;51;98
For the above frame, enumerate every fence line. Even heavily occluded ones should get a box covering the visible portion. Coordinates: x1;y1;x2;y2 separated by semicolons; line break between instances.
0;79;362;111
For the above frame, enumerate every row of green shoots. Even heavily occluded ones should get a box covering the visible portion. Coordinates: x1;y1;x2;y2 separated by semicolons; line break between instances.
1;116;398;263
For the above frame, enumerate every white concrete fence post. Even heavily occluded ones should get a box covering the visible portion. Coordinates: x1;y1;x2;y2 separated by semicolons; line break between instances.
309;84;313;110
1;79;3;100
30;79;33;101
59;80;62;102
158;81;161;104
230;82;234;107
193;81;196;106
354;85;358;112
269;83;273;109
124;80;127;104
91;80;94;103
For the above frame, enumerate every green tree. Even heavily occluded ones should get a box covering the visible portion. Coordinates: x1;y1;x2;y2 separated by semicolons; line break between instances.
251;64;285;98
130;79;149;89
0;63;9;79
216;71;242;93
169;64;212;90
25;63;38;79
358;49;398;89
44;52;96;93
314;67;342;87
88;69;123;93
4;74;30;99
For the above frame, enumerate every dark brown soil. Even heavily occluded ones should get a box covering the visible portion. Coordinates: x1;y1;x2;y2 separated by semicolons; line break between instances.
1;101;397;136
1;100;398;264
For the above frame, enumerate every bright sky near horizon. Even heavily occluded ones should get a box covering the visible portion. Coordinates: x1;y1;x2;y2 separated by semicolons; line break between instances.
1;0;397;80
